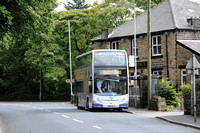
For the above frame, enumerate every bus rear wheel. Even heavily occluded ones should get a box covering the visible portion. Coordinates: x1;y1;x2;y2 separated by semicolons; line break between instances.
86;98;89;110
77;97;81;109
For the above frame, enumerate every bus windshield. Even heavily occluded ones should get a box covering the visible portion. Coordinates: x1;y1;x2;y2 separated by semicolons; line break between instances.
94;51;126;66
94;78;128;96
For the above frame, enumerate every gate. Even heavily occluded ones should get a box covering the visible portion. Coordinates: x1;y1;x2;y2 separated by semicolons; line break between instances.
129;75;159;108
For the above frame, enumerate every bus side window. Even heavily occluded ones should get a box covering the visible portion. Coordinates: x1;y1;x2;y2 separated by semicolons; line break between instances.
77;81;84;93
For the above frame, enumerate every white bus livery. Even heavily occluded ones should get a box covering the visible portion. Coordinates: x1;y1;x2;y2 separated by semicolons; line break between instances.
74;50;129;110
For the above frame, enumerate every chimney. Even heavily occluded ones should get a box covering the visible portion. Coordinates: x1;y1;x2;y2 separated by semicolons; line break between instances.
187;17;200;30
101;28;112;39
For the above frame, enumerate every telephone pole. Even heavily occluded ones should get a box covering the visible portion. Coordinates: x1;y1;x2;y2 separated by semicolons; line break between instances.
147;0;151;110
133;4;138;108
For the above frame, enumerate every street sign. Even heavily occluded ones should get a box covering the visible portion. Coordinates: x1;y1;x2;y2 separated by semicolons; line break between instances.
186;55;200;69
129;56;135;67
188;69;199;75
66;79;74;83
186;55;199;122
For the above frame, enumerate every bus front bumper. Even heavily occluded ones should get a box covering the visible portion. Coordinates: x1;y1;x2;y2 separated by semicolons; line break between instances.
92;103;128;108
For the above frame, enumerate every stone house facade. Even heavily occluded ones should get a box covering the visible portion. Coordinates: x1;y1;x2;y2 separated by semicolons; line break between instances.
91;0;200;90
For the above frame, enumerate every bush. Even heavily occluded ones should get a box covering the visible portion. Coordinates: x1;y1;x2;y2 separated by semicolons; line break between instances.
181;83;191;97
159;78;180;107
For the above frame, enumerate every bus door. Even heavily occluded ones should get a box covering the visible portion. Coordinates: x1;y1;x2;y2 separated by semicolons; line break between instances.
75;69;88;105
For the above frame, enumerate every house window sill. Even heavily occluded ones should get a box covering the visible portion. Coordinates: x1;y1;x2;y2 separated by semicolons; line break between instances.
151;55;163;59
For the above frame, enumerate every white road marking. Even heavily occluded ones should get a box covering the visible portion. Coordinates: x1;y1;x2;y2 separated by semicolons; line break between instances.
37;108;44;110
93;125;102;129
61;114;70;118
72;119;84;123
53;112;60;115
45;109;51;112
0;121;2;133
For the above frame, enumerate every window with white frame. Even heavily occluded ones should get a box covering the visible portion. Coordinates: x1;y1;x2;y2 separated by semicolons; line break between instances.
110;41;119;49
132;39;138;57
181;69;186;86
153;70;162;79
152;35;161;56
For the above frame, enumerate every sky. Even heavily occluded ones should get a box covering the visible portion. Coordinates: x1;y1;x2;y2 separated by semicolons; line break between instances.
55;0;200;12
191;0;200;3
55;0;102;11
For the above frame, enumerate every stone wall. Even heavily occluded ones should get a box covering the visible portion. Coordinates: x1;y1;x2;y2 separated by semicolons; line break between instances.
197;91;200;116
183;92;191;115
151;96;166;111
183;90;200;116
177;30;200;40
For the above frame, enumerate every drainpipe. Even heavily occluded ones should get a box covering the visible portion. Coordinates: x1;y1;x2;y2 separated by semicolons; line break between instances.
165;32;169;78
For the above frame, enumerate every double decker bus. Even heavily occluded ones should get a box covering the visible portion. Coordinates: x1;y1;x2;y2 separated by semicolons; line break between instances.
74;50;129;110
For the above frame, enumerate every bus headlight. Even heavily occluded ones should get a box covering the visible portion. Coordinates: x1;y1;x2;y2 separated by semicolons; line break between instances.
94;98;103;103
97;98;103;103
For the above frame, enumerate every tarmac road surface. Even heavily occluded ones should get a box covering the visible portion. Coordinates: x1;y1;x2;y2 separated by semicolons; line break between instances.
0;102;199;133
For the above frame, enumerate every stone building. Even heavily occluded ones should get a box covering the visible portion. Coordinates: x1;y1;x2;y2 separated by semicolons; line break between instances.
91;0;200;89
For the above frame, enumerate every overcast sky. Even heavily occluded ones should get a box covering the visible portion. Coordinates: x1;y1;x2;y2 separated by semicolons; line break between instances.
191;0;200;3
55;0;200;12
55;0;102;11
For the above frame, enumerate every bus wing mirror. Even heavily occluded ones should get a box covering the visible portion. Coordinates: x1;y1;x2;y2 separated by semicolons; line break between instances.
88;81;92;86
130;80;134;85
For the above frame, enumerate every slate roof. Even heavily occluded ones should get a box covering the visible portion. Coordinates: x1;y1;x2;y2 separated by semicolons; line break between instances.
177;40;200;55
91;0;200;41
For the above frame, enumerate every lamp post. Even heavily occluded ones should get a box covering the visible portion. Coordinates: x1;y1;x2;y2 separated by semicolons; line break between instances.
68;20;73;97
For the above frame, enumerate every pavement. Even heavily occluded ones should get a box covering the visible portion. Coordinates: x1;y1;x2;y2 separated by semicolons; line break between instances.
125;107;200;130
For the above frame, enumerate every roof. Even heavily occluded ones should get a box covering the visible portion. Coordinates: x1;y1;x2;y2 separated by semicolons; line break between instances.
76;49;126;59
177;40;200;55
91;0;200;41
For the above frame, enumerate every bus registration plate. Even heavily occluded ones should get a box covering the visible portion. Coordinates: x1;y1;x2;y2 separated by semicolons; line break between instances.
107;105;115;108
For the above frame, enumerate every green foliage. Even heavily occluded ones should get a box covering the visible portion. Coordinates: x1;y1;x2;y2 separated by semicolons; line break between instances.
0;0;58;37
0;0;69;100
0;0;165;100
55;9;96;53
135;0;165;10
91;0;135;28
64;0;89;10
0;5;13;35
159;79;180;107
181;83;191;97
163;107;169;112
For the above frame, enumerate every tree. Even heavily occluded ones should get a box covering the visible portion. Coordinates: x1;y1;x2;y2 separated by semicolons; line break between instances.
0;0;69;100
159;79;180;107
0;0;166;101
64;0;89;10
0;5;13;37
91;0;135;28
0;0;58;37
135;0;165;10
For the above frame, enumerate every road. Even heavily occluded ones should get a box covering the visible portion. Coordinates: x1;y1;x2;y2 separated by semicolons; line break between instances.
0;102;199;133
